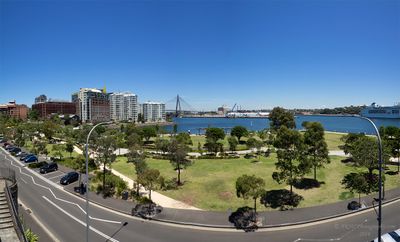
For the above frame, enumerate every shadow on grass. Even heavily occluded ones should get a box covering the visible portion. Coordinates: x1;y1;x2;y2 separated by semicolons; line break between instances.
261;189;303;211
341;157;354;164
386;170;399;176
228;206;258;232
293;178;324;190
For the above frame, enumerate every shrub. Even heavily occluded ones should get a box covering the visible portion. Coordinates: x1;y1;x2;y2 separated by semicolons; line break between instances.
28;161;48;169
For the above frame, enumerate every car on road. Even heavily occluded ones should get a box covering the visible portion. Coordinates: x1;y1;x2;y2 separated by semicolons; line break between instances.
24;155;38;163
5;145;16;151
372;228;400;242
60;172;79;185
40;162;58;174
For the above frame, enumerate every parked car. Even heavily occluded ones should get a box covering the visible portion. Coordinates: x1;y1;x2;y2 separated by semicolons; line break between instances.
60;172;79;185
9;147;21;155
40;162;58;174
5;145;16;151
24;155;38;163
372;228;400;242
20;153;33;161
15;151;28;157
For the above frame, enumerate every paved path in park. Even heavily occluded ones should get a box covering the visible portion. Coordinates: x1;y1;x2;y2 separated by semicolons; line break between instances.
74;145;201;210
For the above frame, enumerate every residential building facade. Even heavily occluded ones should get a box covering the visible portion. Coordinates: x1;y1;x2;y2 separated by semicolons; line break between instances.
72;88;110;123
141;101;166;122
110;92;138;122
0;101;28;120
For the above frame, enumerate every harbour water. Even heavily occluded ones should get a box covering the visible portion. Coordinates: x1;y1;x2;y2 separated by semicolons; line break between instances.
165;116;400;135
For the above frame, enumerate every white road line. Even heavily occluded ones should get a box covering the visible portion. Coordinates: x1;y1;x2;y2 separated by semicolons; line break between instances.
46;174;64;180
3;152;121;225
20;178;28;184
43;196;119;242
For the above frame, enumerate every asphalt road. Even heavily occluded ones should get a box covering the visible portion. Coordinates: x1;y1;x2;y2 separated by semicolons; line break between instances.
1;148;399;242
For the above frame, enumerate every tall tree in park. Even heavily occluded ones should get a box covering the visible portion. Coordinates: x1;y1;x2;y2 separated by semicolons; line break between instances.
154;138;170;155
269;107;296;131
272;126;307;196
204;127;225;154
138;169;161;200
302;122;330;181
235;174;265;213
339;133;365;155
381;126;400;173
168;139;192;185
41;120;59;140
228;136;239;152
72;155;86;187
96;135;117;194
341;172;376;206
175;133;193;146
141;126;157;142
349;136;390;189
246;138;263;160
231;126;249;142
52;144;65;160
127;144;148;195
65;140;74;158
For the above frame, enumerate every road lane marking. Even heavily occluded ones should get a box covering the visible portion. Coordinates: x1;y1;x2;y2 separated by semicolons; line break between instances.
19;199;61;242
43;196;119;242
46;174;64;180
20;178;27;184
3;151;122;225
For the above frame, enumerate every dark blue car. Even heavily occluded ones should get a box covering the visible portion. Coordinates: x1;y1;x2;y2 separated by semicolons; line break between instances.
24;155;38;163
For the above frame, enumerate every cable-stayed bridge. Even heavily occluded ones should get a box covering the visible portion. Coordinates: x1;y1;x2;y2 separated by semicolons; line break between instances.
165;95;197;117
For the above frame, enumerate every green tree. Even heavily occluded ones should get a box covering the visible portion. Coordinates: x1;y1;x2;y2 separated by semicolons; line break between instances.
52;144;65;160
175;133;193;146
41;120;59;140
127;144;148;195
168;139;192;185
342;172;378;205
142;126;157;142
72;155;86;186
65;140;74;158
269;107;296;131
246;138;263;160
205;128;225;155
235;174;265;213
272;126;307;197
231;126;249;142
349;136;390;188
205;127;225;142
96;135;117;194
228;136;239;152
381;126;400;173
138;169;161;200
28;109;39;121
173;124;178;136
302;122;330;181
340;133;365;155
154;138;170;154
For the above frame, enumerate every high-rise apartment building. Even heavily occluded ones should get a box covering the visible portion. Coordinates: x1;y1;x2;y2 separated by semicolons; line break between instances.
141;102;166;122
72;88;110;123
109;92;138;122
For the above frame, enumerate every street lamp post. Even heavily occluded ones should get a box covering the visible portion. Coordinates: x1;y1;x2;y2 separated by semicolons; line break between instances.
85;121;112;242
357;116;383;242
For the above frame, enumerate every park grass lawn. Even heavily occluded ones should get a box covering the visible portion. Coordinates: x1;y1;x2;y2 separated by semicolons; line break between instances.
112;154;400;211
159;131;345;152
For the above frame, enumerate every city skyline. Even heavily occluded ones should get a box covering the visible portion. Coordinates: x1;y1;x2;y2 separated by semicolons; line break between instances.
1;0;399;110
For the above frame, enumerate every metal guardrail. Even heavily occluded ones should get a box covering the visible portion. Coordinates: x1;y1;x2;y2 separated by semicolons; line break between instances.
0;167;27;242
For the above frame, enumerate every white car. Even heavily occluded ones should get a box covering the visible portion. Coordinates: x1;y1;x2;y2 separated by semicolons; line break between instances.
373;229;400;242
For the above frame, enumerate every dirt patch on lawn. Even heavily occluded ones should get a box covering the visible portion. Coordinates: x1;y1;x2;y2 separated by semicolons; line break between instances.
219;191;234;200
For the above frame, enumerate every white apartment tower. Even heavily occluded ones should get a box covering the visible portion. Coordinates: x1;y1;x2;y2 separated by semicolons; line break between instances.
110;92;138;122
142;102;166;122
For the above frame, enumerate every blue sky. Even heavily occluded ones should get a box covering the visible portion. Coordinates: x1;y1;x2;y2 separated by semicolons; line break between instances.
1;0;399;111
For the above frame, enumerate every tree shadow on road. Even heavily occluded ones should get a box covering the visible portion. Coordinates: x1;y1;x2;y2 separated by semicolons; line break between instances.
228;206;258;232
